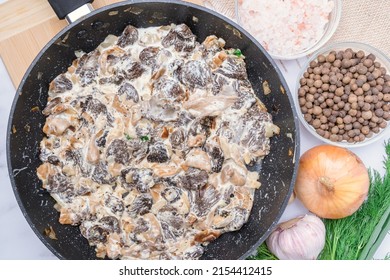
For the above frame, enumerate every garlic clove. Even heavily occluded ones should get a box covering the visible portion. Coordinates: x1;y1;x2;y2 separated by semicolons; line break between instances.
266;214;326;260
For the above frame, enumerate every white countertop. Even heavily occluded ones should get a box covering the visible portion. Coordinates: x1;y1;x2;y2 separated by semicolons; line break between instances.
1;54;389;260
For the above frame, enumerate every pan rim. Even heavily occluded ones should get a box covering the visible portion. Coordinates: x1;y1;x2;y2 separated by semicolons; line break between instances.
7;0;300;260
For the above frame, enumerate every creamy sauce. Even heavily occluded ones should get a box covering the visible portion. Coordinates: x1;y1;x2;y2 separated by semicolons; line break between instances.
37;24;279;259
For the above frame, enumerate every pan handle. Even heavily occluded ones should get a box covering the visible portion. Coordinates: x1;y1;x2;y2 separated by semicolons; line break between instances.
48;0;95;23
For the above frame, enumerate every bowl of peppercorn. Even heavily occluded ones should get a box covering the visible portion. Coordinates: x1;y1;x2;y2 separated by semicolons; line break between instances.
295;42;390;147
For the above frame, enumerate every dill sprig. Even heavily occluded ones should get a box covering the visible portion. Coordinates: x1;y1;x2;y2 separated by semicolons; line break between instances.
248;243;278;260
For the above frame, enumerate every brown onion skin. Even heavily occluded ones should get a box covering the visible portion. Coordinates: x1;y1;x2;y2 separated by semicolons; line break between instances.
295;145;369;219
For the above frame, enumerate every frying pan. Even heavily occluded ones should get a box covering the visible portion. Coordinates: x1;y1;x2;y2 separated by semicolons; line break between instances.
7;0;300;260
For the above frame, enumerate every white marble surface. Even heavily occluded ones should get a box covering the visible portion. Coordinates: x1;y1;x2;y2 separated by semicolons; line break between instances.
0;0;388;258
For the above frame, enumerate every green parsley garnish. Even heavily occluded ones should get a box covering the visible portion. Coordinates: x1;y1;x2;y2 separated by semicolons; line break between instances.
140;135;150;142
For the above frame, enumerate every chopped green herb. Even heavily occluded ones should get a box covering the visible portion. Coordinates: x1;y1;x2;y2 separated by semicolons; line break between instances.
124;133;132;141
233;49;242;57
140;135;150;142
247;243;277;260
320;140;390;260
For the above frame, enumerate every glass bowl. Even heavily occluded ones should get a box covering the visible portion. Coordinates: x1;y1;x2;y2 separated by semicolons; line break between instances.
294;42;390;148
235;0;342;60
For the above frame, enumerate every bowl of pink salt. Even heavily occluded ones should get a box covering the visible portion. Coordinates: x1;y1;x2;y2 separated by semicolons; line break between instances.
236;0;342;60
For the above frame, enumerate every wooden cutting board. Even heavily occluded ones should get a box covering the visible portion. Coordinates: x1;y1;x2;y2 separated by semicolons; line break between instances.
0;0;203;88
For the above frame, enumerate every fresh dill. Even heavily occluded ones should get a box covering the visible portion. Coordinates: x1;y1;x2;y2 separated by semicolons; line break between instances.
320;141;390;260
124;133;132;141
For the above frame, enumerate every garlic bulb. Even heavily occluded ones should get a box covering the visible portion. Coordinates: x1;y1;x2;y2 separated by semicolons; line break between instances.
266;214;325;260
288;190;296;205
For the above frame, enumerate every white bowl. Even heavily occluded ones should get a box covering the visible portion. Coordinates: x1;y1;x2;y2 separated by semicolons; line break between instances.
294;42;390;148
235;0;342;60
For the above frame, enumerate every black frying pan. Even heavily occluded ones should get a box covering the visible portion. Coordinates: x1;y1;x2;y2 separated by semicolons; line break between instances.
7;0;300;260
